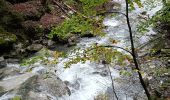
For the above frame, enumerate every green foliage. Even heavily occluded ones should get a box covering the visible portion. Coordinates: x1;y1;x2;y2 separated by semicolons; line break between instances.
137;19;152;34
153;5;170;23
137;3;170;33
12;96;21;100
49;15;104;40
20;55;45;66
50;0;110;40
20;48;65;66
120;70;132;76
80;0;109;16
128;0;143;10
143;0;161;10
65;44;131;68
0;28;17;45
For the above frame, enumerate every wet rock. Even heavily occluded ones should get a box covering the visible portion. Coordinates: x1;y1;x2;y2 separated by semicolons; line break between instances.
47;40;55;48
0;56;6;68
26;44;43;52
67;34;79;47
17;73;71;100
42;39;56;49
6;58;19;64
27;91;49;100
0;73;36;92
0;64;21;80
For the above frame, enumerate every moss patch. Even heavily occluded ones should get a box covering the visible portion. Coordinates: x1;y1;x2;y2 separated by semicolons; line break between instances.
0;27;17;46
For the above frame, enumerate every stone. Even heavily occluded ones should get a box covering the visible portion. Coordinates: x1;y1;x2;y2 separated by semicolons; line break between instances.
0;66;20;80
26;44;43;52
47;40;55;48
0;56;6;68
0;73;36;91
17;73;71;100
67;34;79;47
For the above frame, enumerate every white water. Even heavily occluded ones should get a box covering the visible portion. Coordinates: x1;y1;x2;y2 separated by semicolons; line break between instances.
0;0;163;100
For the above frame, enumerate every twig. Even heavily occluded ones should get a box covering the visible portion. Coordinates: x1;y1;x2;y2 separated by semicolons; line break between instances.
52;0;69;16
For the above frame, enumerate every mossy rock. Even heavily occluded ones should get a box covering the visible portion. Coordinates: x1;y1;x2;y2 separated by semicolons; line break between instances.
0;28;17;47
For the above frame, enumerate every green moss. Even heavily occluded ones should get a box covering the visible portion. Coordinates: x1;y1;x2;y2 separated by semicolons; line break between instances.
0;30;17;46
12;96;21;100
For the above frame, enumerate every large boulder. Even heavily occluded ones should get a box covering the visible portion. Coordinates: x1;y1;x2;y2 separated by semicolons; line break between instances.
26;43;43;52
0;66;70;99
0;73;36;92
17;73;71;100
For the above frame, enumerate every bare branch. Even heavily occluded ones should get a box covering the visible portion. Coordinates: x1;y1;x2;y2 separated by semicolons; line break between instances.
124;0;151;99
105;64;119;100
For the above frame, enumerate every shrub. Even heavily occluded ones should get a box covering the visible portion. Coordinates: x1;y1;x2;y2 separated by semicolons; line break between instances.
49;15;104;40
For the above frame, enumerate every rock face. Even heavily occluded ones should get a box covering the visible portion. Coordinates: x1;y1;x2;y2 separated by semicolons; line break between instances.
0;71;70;99
17;74;70;100
0;73;36;91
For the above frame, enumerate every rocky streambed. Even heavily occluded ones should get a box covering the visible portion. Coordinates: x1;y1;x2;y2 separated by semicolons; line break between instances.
0;0;169;100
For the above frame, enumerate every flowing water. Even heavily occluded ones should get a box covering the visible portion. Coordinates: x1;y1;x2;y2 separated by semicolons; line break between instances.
55;0;162;100
0;0;163;100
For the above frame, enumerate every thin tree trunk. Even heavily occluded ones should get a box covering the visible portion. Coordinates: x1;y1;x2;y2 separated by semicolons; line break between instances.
124;0;151;99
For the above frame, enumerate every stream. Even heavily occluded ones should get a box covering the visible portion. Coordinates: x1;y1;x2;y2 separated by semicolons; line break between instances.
0;0;163;100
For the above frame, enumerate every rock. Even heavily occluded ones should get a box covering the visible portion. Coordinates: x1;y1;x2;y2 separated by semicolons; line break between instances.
0;30;17;51
17;73;71;100
47;40;55;48
6;58;19;64
0;73;36;92
0;65;21;80
0;56;6;68
42;39;56;49
26;44;43;52
67;34;79;47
